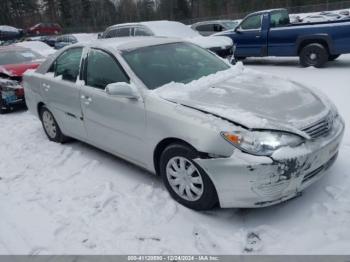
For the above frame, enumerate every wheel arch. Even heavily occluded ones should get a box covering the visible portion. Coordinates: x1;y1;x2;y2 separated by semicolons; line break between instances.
296;34;333;55
37;102;46;120
153;137;203;176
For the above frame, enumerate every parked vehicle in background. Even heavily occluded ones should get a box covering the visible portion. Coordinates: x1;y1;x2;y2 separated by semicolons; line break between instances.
216;8;350;67
0;46;43;113
23;37;344;210
14;41;56;57
55;33;98;49
191;20;241;36
0;26;24;41
26;35;58;47
101;21;234;60
27;23;62;36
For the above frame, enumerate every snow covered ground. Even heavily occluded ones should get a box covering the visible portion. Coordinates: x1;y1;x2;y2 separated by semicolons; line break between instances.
0;55;350;255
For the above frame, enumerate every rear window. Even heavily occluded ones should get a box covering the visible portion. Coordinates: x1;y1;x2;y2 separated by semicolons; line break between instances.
270;10;290;27
0;50;43;65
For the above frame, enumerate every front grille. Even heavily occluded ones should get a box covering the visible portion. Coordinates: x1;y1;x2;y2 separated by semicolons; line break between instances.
302;153;338;184
302;114;333;139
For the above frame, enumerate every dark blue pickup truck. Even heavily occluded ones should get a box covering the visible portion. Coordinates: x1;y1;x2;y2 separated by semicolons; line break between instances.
217;9;350;67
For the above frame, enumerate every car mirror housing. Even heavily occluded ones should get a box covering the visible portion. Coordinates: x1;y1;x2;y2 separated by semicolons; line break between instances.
105;82;140;99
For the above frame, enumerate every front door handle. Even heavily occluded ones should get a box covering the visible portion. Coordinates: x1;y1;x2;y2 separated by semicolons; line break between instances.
256;35;261;38
81;95;92;105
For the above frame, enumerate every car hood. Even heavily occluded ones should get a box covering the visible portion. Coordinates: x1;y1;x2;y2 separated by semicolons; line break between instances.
186;35;233;49
153;65;330;134
0;62;41;77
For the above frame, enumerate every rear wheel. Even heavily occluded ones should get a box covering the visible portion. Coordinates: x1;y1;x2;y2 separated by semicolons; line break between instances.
329;54;340;61
159;143;218;210
299;43;329;68
40;106;68;143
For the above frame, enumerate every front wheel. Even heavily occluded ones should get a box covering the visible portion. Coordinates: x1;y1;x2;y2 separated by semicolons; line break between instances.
40;106;68;143
160;143;218;210
299;43;329;68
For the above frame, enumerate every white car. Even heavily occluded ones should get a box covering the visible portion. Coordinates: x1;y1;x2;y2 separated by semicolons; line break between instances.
101;21;234;60
14;41;56;57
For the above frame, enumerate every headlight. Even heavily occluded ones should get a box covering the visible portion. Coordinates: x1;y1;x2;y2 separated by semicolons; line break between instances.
221;130;303;156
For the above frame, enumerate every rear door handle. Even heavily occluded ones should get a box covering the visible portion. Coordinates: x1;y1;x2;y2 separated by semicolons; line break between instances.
42;83;51;91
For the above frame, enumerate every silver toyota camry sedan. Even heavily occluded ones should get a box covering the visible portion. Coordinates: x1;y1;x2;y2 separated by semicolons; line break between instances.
23;37;345;210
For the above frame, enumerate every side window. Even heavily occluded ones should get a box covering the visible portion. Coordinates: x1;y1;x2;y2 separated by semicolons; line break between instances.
86;49;129;90
134;27;152;36
116;27;131;37
240;15;262;30
213;24;224;32
54;48;83;82
196;24;213;32
106;29;118;38
270;11;290;27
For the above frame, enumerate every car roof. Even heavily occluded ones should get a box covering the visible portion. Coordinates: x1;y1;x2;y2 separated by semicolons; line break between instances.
77;36;184;52
0;46;30;53
106;20;184;30
193;20;236;25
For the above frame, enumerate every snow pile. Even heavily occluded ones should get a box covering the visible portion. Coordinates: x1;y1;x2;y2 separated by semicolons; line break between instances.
142;21;233;48
153;62;244;100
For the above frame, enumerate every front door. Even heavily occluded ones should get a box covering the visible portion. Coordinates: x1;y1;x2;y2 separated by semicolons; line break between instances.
234;14;268;57
80;48;147;166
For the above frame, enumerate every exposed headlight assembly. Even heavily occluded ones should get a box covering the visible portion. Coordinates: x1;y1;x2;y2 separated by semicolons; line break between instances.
221;130;304;156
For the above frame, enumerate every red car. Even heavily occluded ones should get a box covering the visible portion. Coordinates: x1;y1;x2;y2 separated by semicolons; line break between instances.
0;46;43;113
27;23;62;36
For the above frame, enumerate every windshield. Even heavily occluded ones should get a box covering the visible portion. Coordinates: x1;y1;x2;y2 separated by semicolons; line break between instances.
0;49;43;65
123;42;230;90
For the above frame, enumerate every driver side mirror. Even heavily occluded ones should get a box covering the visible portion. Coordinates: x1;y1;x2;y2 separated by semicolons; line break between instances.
105;82;140;100
235;27;243;33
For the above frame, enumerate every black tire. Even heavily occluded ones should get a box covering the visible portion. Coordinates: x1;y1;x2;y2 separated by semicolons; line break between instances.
299;43;329;68
159;143;218;210
40;106;68;143
329;54;341;61
235;56;246;61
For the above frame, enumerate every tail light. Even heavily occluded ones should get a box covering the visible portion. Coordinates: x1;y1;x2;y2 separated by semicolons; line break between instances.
15;87;24;97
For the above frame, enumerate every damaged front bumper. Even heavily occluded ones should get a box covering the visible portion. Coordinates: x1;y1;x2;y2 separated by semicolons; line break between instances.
195;117;345;208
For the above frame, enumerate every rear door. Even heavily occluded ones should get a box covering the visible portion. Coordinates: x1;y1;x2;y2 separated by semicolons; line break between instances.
80;48;147;165
40;47;87;140
234;14;268;57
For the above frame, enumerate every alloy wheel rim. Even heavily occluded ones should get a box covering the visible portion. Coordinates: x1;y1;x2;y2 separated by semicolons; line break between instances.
166;156;204;202
42;111;57;138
